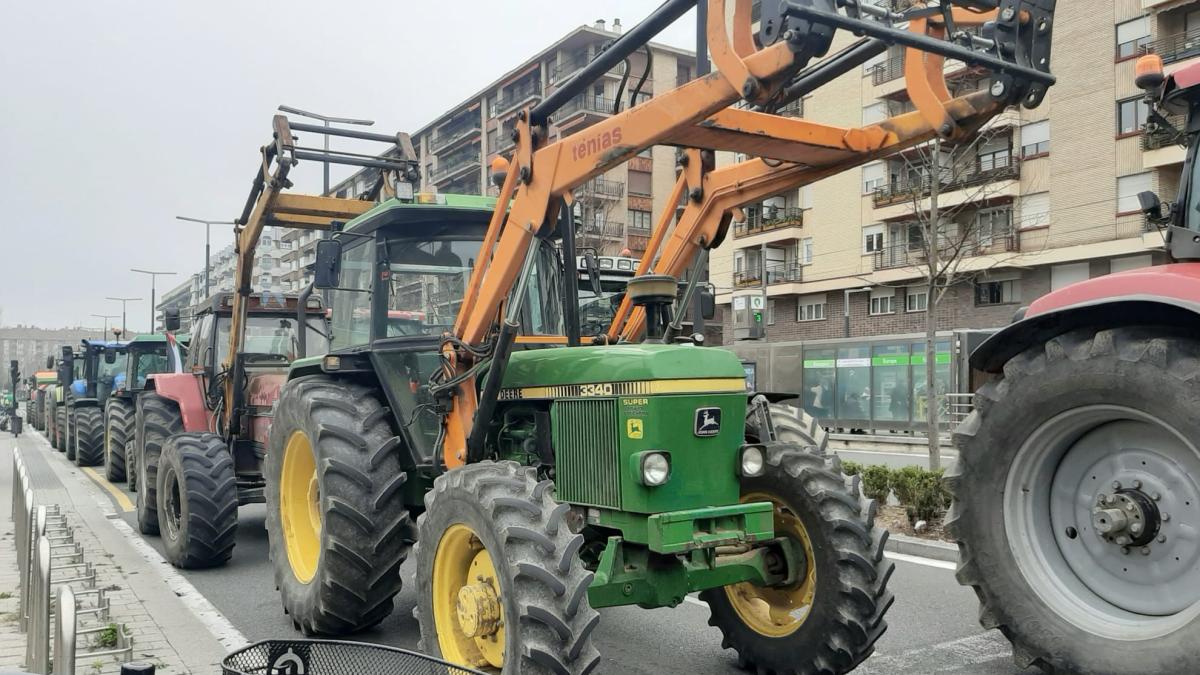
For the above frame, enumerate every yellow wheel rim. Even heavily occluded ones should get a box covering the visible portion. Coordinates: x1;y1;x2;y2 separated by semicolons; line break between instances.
280;430;321;584
724;490;817;637
432;523;505;670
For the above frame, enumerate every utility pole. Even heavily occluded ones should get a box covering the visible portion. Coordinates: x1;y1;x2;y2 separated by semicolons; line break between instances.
176;216;236;300
131;269;176;333
106;297;141;336
277;105;375;195
90;314;117;340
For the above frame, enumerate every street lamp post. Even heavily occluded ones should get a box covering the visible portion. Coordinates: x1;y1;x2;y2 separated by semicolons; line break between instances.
176;216;236;300
277;105;375;195
130;269;176;333
105;297;142;336
89;314;118;340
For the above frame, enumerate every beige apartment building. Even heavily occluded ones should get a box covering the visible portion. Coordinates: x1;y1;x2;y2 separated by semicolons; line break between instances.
278;19;698;292
713;0;1183;345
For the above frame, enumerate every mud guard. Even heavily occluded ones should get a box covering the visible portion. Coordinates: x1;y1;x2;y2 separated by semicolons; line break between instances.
144;373;208;432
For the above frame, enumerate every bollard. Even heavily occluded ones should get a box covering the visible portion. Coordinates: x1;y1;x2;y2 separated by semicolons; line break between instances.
24;509;49;673
18;497;33;633
11;451;21;522
51;586;74;675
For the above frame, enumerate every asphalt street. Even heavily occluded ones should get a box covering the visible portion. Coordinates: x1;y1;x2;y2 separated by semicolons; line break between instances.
87;474;1038;674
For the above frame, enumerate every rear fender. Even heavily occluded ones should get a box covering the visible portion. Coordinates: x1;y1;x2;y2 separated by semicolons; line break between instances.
972;263;1200;373
144;373;209;432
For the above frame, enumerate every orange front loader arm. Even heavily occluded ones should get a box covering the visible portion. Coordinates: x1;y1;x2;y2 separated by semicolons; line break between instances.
441;0;1056;468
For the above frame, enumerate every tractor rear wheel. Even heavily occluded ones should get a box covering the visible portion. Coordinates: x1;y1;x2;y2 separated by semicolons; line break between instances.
136;393;183;536
949;326;1200;674
74;407;104;467
104;399;133;482
265;376;413;635
415;461;601;674
701;442;894;674
54;407;65;451
746;402;828;455
158;433;238;568
64;410;76;461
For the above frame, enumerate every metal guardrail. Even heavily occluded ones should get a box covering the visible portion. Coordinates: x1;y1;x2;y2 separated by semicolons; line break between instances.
1141;28;1200;65
872;155;1021;208
12;448;132;674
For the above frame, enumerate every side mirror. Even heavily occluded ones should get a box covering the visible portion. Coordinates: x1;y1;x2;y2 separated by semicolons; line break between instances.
46;355;54;370
314;239;342;289
583;250;602;297
1138;190;1167;222
163;308;181;332
700;287;716;321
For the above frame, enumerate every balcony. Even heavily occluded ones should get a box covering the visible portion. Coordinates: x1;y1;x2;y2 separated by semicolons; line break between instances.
432;120;481;154
577;177;625;200
872;223;1019;271
577;220;625;240
432;151;481;183
733;261;803;288
550;52;589;83
1143;112;1187;151
873;155;1020;208
556;95;617;125
491;82;542;117
1142;28;1200;65
734;207;805;238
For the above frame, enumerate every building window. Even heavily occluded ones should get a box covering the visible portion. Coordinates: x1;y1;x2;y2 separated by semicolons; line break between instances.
1116;16;1150;60
797;294;826;321
767;300;776;325
975;278;1019;306
487;129;498;153
863;224;884;254
628;169;652;197
260;273;271;288
1051;262;1090;291
1110;254;1152;274
863;162;885;193
1020;192;1050;229
862;102;887;125
1117;172;1152;214
1117;97;1149;136
800;238;814;265
906;287;928;312
869;288;895;315
629;209;652;231
1020;120;1050;157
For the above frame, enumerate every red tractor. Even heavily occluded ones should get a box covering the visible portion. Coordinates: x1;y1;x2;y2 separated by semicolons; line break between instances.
949;54;1200;674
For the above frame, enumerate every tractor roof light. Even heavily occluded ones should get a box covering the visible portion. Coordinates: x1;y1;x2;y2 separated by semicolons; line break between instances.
640;452;671;487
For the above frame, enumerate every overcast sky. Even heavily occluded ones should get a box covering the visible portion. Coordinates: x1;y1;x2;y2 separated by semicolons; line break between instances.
0;1;697;332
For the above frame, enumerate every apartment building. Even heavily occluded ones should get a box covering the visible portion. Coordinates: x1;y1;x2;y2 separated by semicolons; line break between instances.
714;0;1176;349
0;326;108;382
158;226;290;323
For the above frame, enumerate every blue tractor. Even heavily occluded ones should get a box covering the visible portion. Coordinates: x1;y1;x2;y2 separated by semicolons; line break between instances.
57;340;128;466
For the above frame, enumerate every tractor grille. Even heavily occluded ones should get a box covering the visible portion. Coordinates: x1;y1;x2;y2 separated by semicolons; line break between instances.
552;398;621;509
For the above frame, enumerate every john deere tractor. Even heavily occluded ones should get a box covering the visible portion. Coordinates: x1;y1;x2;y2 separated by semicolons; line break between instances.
56;340;128;466
106;333;186;485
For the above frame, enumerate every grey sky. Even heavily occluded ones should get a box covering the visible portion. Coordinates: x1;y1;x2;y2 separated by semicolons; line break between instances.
0;1;697;332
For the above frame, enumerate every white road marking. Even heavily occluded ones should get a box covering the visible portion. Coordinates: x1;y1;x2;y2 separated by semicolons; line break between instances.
886;551;957;570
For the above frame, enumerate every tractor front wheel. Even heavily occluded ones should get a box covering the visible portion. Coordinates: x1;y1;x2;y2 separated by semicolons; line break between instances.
74;407;104;467
135;393;183;535
949;326;1200;674
53;407;65;451
415;461;601;674
701;443;894;675
104;398;134;482
158;433;238;568
265;376;413;635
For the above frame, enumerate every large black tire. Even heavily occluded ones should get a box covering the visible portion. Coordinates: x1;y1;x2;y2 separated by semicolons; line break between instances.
415;461;601;674
265;376;414;635
73;407;104;467
64;409;75;461
700;443;894;674
949;326;1200;674
104;399;133;482
54;407;66;452
157;433;238;568
135;393;184;536
747;402;828;455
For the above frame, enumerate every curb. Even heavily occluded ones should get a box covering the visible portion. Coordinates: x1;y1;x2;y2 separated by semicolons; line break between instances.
884;532;959;563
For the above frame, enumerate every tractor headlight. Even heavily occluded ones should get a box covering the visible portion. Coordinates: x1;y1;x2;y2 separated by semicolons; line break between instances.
740;445;765;477
640;452;671;487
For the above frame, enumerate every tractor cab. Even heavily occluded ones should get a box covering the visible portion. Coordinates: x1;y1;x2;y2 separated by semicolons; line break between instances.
64;339;128;409
1135;56;1200;260
113;333;187;396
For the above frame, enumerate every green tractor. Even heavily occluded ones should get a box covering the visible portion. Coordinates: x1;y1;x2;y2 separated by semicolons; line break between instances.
106;332;187;485
56;340;128;466
263;194;889;673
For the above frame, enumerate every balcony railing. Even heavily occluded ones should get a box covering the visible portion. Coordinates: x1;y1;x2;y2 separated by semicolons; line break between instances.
577;177;625;200
1142;28;1200;65
432;121;481;153
432;153;481;181
491;82;543;117
557;95;617;122
868;56;905;85
1143;113;1187;151
550;53;589;83
733;261;803;287
577;220;625;239
734;207;806;237
872;225;1018;270
873;155;1020;208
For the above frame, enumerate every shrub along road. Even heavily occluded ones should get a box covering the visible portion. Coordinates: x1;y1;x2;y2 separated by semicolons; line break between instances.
95;480;1035;673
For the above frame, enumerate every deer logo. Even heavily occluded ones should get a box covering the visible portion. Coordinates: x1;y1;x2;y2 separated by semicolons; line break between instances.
695;407;722;437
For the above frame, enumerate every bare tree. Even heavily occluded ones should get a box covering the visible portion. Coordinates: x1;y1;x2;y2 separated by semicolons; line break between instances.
882;118;1021;469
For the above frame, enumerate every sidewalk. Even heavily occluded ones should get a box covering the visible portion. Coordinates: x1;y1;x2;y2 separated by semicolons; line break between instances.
1;426;233;673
